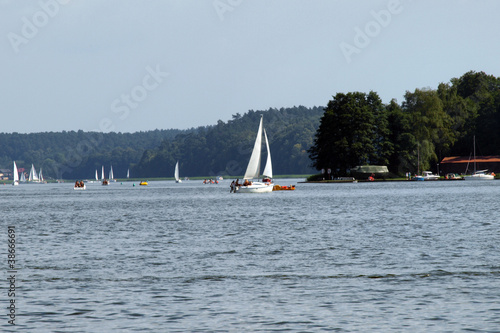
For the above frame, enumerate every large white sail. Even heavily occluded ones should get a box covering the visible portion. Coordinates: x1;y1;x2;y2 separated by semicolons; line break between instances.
109;166;114;180
262;128;273;179
95;169;98;181
13;161;19;184
101;166;105;180
243;116;263;180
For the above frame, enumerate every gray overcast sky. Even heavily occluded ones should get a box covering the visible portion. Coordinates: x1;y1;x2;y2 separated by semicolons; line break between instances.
1;0;499;133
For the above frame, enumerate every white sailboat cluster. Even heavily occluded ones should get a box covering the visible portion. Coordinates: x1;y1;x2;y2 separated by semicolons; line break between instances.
11;162;44;184
234;115;273;193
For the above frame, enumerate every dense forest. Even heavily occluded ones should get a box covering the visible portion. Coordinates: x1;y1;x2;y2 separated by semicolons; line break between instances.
0;106;323;179
0;129;192;179
133;106;324;178
309;71;500;176
2;70;499;180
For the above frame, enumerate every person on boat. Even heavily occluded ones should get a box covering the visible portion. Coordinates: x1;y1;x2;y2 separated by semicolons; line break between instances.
230;180;235;193
79;180;84;187
75;180;79;187
243;179;249;186
235;179;240;187
262;177;271;183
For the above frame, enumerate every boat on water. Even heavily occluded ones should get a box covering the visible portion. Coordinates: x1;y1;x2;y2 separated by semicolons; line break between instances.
74;180;86;190
174;161;182;183
421;171;439;181
445;173;464;180
127;168;130;179
20;170;26;183
464;136;495;180
233;115;274;193
28;164;41;183
101;166;109;185
139;181;148;186
273;184;295;191
12;161;19;186
465;170;495;180
110;165;116;182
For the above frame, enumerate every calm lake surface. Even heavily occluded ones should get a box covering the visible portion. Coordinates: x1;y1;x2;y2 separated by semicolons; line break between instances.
1;179;499;332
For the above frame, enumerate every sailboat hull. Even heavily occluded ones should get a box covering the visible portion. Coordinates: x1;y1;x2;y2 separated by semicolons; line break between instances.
234;182;273;193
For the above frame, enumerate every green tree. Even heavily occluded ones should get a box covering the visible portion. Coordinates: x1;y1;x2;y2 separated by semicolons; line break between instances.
308;91;391;176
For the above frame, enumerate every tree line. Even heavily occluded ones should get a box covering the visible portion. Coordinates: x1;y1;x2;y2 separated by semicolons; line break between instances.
308;71;500;177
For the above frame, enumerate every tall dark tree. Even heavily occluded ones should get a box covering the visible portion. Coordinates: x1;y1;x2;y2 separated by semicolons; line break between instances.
308;91;392;176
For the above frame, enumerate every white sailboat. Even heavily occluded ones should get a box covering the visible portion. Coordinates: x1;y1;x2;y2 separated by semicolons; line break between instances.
234;115;274;193
12;161;19;186
101;165;109;185
109;165;115;182
20;171;26;182
95;169;99;181
464;136;495;180
127;168;130;179
39;168;45;183
28;164;40;182
174;161;182;183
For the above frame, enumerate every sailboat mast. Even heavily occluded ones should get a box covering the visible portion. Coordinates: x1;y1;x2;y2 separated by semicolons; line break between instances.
473;135;476;173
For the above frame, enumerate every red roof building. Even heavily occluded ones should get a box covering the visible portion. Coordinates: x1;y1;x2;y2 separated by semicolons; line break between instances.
440;156;500;174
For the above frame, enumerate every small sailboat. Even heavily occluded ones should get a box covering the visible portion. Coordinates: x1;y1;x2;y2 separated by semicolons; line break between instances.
101;165;109;185
12;161;19;186
464;136;495;180
174;161;182;183
95;169;99;181
234;115;274;193
20;171;26;183
28;164;40;183
109;165;115;182
127;168;130;179
39;168;46;183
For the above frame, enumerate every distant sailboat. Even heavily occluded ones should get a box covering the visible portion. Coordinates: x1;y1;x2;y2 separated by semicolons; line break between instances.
127;168;130;179
109;165;115;182
28;164;40;182
95;169;98;181
12;161;19;186
101;165;109;185
20;171;26;182
174;161;182;183
39;168;44;183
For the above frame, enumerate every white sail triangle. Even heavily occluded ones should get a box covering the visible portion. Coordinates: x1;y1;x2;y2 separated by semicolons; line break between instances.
243;116;263;180
262;128;273;179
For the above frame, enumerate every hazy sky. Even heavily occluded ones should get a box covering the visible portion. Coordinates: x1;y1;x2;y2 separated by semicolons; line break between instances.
1;0;499;133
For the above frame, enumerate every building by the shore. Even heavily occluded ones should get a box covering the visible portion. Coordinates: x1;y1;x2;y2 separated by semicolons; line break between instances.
440;156;500;174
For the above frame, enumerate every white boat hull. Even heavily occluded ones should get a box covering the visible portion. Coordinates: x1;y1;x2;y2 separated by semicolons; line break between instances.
234;182;273;193
12;181;19;186
464;174;494;180
74;185;86;190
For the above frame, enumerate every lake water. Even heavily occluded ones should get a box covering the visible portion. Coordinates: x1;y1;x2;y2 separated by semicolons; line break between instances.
1;179;499;332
